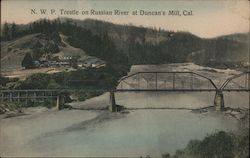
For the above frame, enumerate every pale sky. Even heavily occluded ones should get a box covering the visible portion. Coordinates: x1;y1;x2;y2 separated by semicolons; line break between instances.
1;0;249;38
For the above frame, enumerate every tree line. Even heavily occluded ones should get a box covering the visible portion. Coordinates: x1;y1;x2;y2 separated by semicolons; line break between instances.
1;18;248;69
1;22;17;40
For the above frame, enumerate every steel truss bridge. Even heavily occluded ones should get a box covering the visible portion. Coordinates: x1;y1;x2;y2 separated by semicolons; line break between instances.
116;71;250;92
0;71;249;111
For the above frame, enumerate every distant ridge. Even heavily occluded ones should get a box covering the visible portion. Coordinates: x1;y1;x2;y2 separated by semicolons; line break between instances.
1;18;249;71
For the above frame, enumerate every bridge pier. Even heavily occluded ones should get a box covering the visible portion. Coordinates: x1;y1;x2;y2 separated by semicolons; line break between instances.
214;90;224;111
109;91;117;112
56;94;65;110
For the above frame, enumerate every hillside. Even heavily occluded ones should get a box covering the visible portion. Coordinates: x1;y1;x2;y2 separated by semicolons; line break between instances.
1;18;249;74
1;34;39;72
0;32;103;73
60;18;249;68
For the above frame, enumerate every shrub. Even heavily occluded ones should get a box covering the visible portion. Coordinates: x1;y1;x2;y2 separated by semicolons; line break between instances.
172;131;249;158
47;79;61;89
23;73;51;89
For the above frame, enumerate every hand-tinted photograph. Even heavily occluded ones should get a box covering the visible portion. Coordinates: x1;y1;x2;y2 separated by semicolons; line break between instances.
0;0;249;157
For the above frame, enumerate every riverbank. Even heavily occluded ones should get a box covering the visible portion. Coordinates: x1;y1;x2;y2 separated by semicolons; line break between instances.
1;101;248;157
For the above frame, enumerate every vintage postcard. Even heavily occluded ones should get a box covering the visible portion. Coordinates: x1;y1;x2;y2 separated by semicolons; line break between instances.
0;0;249;157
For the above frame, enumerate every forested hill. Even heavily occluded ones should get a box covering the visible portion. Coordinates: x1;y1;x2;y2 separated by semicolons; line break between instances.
71;18;249;68
1;18;249;69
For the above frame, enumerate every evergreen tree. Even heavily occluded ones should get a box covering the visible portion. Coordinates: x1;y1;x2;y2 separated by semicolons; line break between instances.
22;53;33;69
10;22;17;39
2;22;10;40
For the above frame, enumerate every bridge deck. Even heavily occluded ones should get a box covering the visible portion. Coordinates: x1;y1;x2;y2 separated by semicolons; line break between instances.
0;88;249;93
0;71;249;103
115;89;250;92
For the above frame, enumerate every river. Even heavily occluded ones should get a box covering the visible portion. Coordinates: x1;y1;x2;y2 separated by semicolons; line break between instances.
0;63;249;157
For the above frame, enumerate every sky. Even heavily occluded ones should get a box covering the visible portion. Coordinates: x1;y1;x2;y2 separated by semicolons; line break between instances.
1;0;249;38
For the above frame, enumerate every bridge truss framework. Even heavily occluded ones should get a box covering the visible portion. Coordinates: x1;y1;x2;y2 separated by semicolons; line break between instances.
0;71;249;111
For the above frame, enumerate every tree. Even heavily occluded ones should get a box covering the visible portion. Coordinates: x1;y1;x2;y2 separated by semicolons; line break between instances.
69;58;78;69
2;22;10;40
45;42;59;54
47;79;61;89
10;22;17;39
25;73;51;89
22;53;33;69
